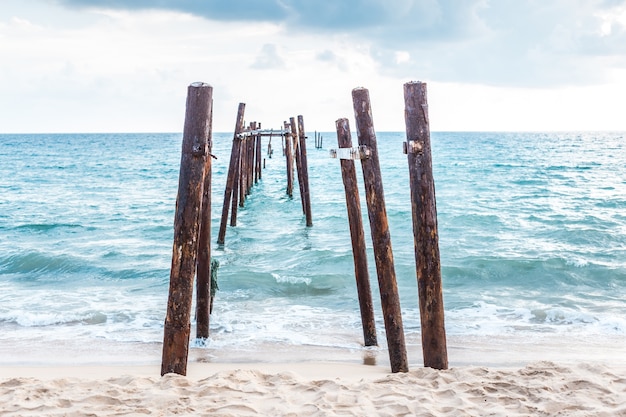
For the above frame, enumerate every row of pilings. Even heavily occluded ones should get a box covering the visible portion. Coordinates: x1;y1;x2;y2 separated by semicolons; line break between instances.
161;81;448;376
331;83;447;373
217;110;313;246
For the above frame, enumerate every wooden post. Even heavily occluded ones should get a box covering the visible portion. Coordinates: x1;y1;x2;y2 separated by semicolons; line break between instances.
403;81;448;370
352;87;408;373
255;123;262;182
297;115;313;227
239;125;248;206
291;117;306;214
248;122;256;193
335;118;377;346
284;121;294;197
161;82;213;376
217;103;245;245
196;97;214;340
231;145;241;224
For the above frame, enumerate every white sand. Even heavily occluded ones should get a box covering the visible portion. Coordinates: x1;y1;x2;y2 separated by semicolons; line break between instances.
2;333;625;416
2;360;625;416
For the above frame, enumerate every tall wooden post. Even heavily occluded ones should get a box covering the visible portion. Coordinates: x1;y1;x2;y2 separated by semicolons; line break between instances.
291;117;306;214
284;121;294;197
297;115;313;227
403;81;448;370
255;123;262;182
239;125;249;206
231;152;240;225
161;82;213;376
196;98;214;340
335;118;377;346
352;87;408;373
217;103;246;245
247;122;256;194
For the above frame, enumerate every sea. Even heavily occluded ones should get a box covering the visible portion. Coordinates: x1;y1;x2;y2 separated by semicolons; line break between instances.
1;131;625;367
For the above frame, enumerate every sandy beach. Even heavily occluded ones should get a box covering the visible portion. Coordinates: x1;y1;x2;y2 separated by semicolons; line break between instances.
2;361;625;416
2;335;625;417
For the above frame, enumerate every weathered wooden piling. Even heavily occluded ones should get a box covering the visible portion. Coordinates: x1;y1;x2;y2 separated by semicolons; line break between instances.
403;81;448;370
255;123;262;182
231;157;240;225
196;98;214;340
217;103;246;245
246;122;255;196
239;124;249;206
297;115;313;227
161;82;213;376
291;117;306;214
314;130;323;149
352;87;408;373
335;117;376;346
284;121;294;197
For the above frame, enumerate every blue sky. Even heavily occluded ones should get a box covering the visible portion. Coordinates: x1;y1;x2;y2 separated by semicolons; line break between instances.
1;0;626;132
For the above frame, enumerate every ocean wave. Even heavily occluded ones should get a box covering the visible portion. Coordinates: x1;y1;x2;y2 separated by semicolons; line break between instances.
0;251;89;276
1;131;625;351
11;223;94;233
445;301;625;336
0;310;108;327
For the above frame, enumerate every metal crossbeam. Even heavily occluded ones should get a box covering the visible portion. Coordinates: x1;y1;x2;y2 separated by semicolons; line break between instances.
236;129;291;139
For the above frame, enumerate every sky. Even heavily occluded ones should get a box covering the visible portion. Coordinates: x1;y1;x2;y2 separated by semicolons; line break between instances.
1;0;626;133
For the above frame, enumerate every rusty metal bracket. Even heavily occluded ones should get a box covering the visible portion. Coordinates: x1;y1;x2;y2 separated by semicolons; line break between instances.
330;145;372;160
403;140;424;155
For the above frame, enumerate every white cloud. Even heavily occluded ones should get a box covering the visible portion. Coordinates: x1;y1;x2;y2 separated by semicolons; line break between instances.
0;0;625;133
251;44;286;70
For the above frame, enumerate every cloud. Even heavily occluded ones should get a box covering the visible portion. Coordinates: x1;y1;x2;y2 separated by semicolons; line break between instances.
40;0;626;88
55;0;289;21
316;50;337;62
250;43;286;69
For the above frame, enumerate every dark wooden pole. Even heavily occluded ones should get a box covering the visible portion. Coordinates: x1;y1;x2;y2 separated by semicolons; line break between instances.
291;117;306;214
335;117;377;346
248;122;256;194
231;147;241;224
403;81;448;370
196;97;214;340
216;103;245;245
255;123;262;182
352;87;408;373
239;125;248;206
161;82;213;376
284;121;294;197
297;115;313;227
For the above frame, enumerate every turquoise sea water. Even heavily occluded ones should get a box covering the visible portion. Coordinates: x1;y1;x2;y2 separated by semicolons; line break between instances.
0;131;624;365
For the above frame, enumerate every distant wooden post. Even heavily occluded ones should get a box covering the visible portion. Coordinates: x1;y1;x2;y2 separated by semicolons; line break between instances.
284;121;294;197
403;81;448;370
335;117;376;346
217;103;246;245
231;156;240;225
255;123;262;182
291;117;306;214
247;122;256;194
239;125;249;206
267;130;273;159
161;82;213;376
352;87;408;373
196;98;214;340
297;115;313;227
